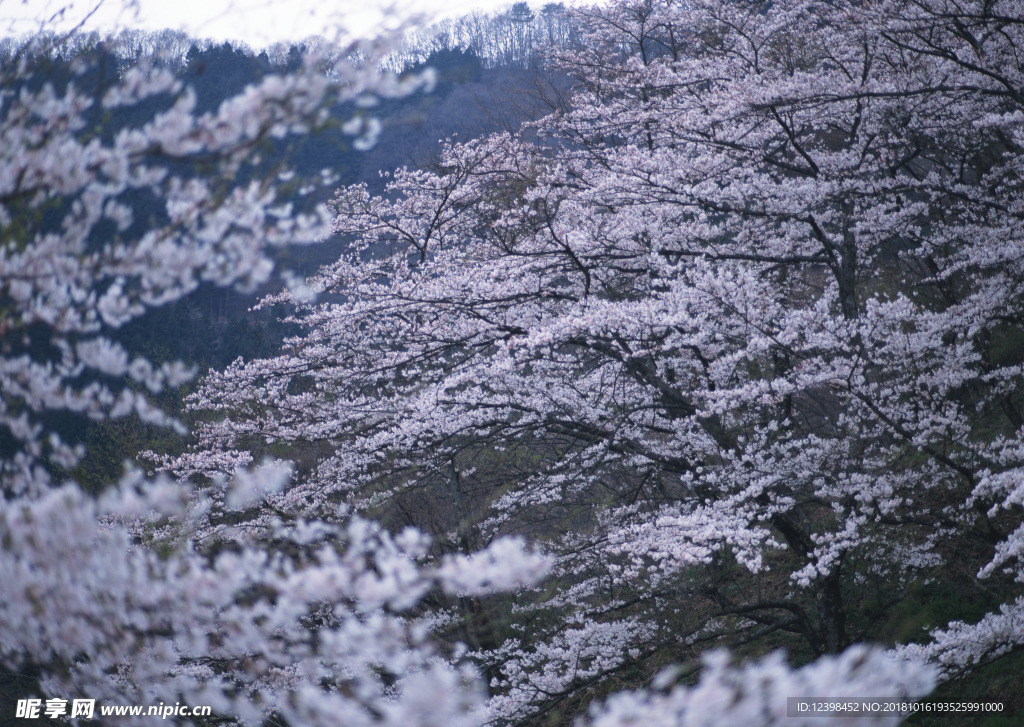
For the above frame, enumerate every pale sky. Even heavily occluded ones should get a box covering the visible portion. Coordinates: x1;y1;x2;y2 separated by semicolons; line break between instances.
3;0;533;47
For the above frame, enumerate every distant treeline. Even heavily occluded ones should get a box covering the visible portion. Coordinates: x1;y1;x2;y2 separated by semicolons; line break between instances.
0;2;578;75
387;2;578;70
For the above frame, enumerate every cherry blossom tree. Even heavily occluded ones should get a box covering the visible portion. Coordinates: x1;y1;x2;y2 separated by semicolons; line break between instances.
161;0;1024;722
0;16;564;726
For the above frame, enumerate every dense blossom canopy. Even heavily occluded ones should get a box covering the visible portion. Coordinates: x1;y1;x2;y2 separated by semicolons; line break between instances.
178;0;1024;721
7;0;1024;724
